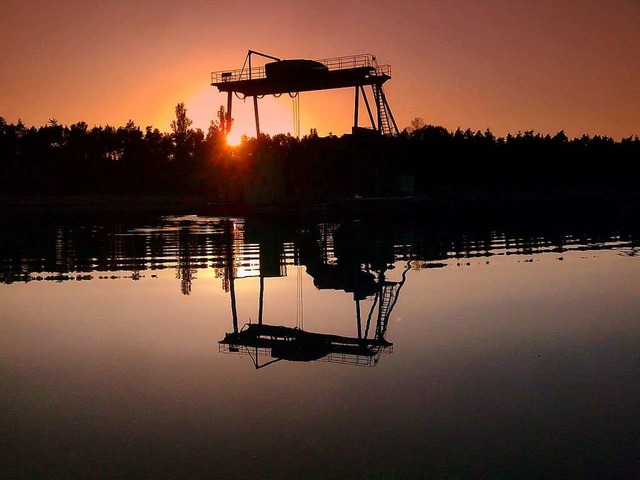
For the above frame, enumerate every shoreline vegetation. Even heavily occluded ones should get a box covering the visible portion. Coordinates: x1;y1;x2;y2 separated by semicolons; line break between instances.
1;107;638;217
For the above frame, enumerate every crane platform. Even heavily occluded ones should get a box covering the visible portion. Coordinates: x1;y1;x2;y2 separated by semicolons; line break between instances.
219;323;392;367
211;54;391;97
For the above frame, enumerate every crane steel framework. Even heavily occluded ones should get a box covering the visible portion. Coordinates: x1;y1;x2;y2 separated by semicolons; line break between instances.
211;50;399;137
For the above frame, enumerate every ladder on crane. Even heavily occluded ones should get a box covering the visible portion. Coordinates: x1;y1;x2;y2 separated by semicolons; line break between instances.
373;84;399;136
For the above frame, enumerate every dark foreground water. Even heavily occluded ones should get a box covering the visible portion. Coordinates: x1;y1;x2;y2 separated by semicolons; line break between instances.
1;210;639;479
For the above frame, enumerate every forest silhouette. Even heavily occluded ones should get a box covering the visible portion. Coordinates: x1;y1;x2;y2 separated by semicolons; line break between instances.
1;105;638;201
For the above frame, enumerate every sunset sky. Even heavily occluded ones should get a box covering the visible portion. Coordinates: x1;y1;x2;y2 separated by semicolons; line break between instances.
1;0;638;140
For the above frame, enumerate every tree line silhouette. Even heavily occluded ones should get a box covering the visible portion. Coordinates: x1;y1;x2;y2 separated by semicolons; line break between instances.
1;106;638;199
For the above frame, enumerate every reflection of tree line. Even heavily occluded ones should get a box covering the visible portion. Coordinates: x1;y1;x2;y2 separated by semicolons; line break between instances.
176;228;197;295
0;216;637;287
1;110;638;198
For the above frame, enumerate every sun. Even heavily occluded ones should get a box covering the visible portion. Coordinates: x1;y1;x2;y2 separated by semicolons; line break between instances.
226;131;243;147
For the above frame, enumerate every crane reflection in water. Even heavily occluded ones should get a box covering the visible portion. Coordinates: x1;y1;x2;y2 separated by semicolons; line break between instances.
217;219;411;368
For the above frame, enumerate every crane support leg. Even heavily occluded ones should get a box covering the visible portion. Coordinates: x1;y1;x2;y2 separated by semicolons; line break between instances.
258;276;264;325
361;86;376;131
253;96;261;136
356;298;362;339
353;85;359;129
226;91;233;135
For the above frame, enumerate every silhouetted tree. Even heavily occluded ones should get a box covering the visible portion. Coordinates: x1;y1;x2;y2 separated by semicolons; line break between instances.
171;103;192;137
1;114;637;199
406;117;426;133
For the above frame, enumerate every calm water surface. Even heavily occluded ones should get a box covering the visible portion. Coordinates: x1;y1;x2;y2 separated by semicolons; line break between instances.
1;212;638;479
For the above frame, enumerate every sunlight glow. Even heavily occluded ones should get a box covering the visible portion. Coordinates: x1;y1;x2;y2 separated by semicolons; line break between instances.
185;88;218;132
187;87;349;140
216;95;302;139
226;131;243;147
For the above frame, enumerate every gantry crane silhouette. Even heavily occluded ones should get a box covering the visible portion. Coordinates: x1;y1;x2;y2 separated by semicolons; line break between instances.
211;50;399;137
217;219;410;368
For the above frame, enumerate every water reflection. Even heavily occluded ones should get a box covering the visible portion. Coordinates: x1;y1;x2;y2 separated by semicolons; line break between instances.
2;210;639;478
1;213;637;287
219;261;409;368
215;219;414;367
2;212;637;372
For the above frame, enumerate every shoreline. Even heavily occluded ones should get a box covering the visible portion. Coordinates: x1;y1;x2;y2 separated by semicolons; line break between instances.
1;191;638;221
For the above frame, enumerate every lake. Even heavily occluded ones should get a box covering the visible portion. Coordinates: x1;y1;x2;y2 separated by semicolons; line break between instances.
1;208;638;479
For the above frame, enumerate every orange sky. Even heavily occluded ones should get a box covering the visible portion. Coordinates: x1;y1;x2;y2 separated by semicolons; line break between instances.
1;0;638;140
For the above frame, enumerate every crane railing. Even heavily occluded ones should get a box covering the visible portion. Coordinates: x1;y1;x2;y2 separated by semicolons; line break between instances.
211;53;391;84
